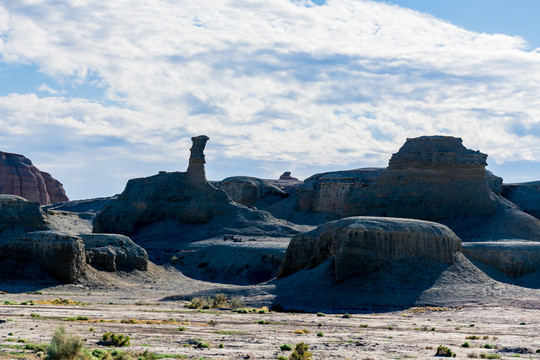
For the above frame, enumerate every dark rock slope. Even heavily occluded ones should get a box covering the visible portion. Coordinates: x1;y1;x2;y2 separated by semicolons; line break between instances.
0;151;68;205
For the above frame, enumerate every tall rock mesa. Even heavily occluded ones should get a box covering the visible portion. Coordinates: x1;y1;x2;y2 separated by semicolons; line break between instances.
0;151;69;205
344;136;496;220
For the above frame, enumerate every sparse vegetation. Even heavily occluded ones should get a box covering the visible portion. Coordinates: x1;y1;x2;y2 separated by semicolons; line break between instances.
462;342;470;348
280;344;293;351
316;331;324;337
46;326;84;360
186;294;244;309
100;332;131;347
289;342;313;360
436;345;456;357
316;312;325;317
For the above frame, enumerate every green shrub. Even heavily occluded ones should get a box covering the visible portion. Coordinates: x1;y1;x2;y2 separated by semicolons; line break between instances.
46;326;84;360
462;342;470;348
316;312;325;317
218;343;224;348
137;349;157;360
342;313;351;319
483;344;495;349
480;354;500;359
289;342;313;360
277;356;288;360
360;324;368;328
177;327;186;331
100;332;131;347
25;342;47;353
467;336;480;340
316;332;324;337
196;340;210;348
256;319;269;325
436;345;455;357
280;344;293;351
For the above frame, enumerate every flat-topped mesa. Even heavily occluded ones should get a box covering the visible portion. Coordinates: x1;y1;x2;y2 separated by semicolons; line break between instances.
343;135;496;220
187;135;210;180
389;136;488;169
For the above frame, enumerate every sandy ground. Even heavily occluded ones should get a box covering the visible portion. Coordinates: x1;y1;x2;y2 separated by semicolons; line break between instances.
1;282;540;360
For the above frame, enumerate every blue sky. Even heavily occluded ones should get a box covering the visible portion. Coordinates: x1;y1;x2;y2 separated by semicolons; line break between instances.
1;0;540;200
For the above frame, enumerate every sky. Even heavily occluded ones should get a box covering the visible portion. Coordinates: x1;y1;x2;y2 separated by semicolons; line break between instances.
1;0;540;200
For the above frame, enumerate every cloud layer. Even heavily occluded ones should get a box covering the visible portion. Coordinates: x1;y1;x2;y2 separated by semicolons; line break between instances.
1;0;540;199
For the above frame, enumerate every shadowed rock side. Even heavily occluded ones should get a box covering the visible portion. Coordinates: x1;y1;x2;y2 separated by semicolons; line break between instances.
0;151;68;205
93;136;307;241
278;217;461;282
0;195;148;283
269;217;505;310
502;181;540;220
343;136;496;220
214;176;288;209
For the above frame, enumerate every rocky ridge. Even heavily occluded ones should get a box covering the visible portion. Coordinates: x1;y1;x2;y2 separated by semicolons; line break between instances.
0;151;68;205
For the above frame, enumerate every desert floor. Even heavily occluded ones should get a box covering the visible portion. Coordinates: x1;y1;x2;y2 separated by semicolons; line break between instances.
1;282;539;360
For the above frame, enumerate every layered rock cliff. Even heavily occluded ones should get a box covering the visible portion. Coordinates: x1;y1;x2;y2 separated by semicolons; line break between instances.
343;136;496;220
0;151;68;205
214;176;288;209
278;216;462;282
502;181;540;220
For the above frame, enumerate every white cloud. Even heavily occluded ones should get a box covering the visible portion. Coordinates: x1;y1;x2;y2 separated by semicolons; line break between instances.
0;0;540;199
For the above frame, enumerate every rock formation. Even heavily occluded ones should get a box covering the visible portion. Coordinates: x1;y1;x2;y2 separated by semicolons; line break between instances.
186;135;210;180
502;181;540;220
486;170;503;195
93;136;306;240
214;176;288;209
279;172;299;181
0;194;148;283
278;216;461;282
267;168;384;225
81;234;148;272
0;151;69;205
343;136;496;220
462;240;540;277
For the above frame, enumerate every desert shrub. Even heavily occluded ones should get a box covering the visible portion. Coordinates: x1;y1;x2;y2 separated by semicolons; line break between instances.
100;332;131;347
316;312;325;317
256;319;269;325
289;342;313;360
218;343;224;349
467;353;478;358
316;332;324;337
435;345;455;357
277;356;288;360
479;354;500;359
342;313;351;318
360;324;368;328
462;342;470;348
25;342;47;353
293;329;310;335
137;349;157;360
196;340;210;348
31;313;41;318
467;336;480;340
280;344;293;351
46;326;84;360
482;344;495;349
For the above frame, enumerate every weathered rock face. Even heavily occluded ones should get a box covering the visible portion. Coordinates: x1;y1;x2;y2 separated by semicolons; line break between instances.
81;234;148;272
93;136;305;240
279;172;299;181
215;176;288;209
0;194;148;283
486;170;503;195
278;217;462;282
502;181;540;220
267;168;384;225
344;136;496;220
0;151;69;205
1;231;86;283
463;240;540;277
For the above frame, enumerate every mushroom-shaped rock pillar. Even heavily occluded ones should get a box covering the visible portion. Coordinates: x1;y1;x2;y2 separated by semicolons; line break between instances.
187;135;210;180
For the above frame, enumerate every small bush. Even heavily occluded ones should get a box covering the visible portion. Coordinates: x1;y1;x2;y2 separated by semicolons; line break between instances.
178;327;186;331
277;356;288;360
467;335;480;340
46;326;84;360
316;332;324;337
316;312;325;317
280;344;293;351
218;343;224;349
257;319;269;325
289;342;313;360
360;324;368;328
100;332;131;347
25;343;47;353
519;322;526;325
436;345;455;357
462;342;470;348
483;344;495;349
293;329;310;335
196;340;210;348
467;353;478;358
342;313;351;319
480;354;500;359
